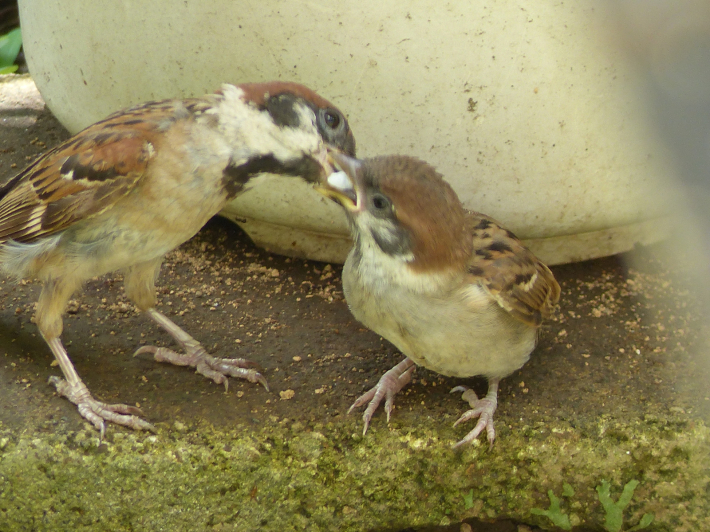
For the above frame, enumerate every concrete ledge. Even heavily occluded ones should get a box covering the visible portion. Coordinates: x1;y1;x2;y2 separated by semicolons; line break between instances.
1;414;708;531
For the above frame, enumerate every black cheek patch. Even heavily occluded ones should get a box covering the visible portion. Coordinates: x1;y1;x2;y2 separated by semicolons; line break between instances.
371;226;411;257
222;154;322;200
266;95;301;128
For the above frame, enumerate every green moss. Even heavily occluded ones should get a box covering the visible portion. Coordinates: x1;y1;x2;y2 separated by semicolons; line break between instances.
0;415;707;531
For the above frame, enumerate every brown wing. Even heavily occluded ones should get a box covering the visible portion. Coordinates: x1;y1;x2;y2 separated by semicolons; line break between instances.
465;212;560;327
0;98;210;245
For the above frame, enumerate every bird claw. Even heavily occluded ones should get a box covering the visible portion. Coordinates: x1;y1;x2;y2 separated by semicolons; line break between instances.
349;359;415;435
49;376;156;437
135;345;269;391
452;410;496;449
451;389;497;449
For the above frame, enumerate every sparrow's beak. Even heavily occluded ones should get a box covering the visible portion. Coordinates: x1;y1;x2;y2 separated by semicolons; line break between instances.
315;150;363;212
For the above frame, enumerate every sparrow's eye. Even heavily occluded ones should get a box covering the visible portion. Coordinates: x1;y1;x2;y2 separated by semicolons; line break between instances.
371;194;391;211
323;110;341;129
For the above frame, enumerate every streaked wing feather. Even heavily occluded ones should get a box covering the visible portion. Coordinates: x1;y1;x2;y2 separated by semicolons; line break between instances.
465;212;560;327
0;103;183;244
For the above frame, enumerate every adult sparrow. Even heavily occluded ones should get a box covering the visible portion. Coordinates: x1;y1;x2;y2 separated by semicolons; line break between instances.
0;81;355;436
318;153;559;447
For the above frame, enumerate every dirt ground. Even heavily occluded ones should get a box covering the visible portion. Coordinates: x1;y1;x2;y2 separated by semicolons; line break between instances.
1;75;709;532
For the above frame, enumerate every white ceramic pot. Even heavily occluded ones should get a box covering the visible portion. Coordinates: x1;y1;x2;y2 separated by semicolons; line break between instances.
19;0;675;264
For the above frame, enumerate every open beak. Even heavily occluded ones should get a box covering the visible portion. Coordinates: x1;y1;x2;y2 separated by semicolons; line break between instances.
315;150;362;212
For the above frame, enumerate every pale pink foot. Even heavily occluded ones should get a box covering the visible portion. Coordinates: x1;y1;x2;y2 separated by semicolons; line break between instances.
138;308;268;392
45;337;155;438
135;345;268;391
451;378;500;448
348;357;415;435
49;376;155;439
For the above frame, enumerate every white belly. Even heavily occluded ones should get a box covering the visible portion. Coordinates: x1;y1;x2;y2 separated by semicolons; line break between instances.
342;251;537;379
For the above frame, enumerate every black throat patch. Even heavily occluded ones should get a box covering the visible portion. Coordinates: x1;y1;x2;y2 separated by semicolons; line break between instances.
222;154;322;199
370;225;412;257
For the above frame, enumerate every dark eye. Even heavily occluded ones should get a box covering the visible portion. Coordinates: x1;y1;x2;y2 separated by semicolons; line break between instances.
372;194;390;211
323;110;341;129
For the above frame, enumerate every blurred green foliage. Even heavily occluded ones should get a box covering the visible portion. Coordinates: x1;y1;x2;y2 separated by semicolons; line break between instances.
0;28;22;75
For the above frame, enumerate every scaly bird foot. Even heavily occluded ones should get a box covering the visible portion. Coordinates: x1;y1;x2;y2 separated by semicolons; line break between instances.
49;376;156;439
135;345;268;392
348;358;415;435
451;384;498;449
140;308;268;392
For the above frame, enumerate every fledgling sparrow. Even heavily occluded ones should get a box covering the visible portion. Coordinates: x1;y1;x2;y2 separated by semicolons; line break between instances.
317;153;559;447
0;81;355;436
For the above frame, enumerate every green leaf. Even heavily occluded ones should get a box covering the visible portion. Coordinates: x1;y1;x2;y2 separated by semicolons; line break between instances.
597;480;623;532
531;489;572;530
617;480;640;509
627;513;654;531
463;489;474;510
0;28;22;69
0;65;18;75
562;483;575;497
596;479;643;532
